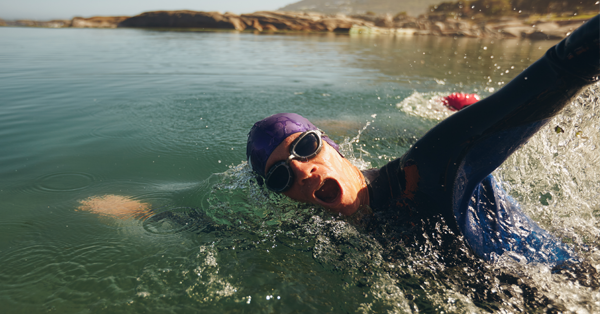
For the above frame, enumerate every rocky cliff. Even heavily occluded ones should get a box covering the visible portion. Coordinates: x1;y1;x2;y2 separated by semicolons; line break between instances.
117;10;373;32
365;14;589;39
2;16;127;28
115;10;589;39
117;11;243;29
279;0;442;16
72;16;129;28
0;10;590;40
4;19;71;28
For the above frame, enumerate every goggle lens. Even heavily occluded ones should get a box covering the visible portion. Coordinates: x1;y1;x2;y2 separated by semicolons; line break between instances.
264;130;324;192
265;161;292;192
293;132;320;157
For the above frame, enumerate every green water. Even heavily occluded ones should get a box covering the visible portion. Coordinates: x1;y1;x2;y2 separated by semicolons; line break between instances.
1;27;599;313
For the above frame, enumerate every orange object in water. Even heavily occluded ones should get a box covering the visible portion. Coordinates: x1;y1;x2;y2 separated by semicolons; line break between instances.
442;92;480;111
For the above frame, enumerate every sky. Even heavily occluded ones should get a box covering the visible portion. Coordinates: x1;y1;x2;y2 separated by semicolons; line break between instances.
1;0;298;20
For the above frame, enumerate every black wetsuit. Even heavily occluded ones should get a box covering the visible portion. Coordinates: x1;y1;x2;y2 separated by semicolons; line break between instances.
363;15;599;266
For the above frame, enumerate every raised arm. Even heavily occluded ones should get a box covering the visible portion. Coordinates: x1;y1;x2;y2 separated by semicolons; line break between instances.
399;15;599;224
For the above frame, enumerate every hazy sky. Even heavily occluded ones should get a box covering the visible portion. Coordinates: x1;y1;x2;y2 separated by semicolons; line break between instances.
1;0;298;20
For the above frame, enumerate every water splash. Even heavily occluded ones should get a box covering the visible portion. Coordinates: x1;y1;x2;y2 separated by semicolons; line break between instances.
338;117;376;171
197;144;492;312
396;91;457;121
201;162;327;228
196;85;600;312
495;83;600;261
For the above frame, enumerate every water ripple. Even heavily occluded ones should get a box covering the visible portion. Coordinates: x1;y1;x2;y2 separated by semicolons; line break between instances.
33;172;95;192
89;124;140;140
142;207;209;235
0;241;142;308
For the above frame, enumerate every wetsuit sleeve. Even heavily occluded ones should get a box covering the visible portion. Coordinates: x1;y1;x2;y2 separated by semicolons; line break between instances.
399;16;599;227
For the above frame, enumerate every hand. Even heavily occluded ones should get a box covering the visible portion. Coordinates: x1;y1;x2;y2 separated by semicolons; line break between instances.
77;195;151;220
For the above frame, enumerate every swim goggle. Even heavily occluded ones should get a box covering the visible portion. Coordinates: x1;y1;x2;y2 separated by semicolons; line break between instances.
264;129;324;192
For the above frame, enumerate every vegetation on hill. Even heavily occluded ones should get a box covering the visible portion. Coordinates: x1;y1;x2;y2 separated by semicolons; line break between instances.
430;0;598;17
280;0;597;19
278;0;443;17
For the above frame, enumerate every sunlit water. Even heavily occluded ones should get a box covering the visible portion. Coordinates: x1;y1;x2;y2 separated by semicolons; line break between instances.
1;27;598;313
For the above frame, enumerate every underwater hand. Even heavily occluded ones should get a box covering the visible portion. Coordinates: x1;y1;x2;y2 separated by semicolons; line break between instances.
77;195;151;220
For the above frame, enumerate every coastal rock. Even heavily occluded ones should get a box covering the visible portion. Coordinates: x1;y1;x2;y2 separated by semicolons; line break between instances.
241;11;316;31
371;15;589;40
494;25;532;38
4;9;591;40
438;20;480;37
5;19;71;28
118;11;244;30
349;14;379;23
12;20;38;27
397;20;421;29
240;11;372;32
118;10;373;32
0;19;6;26
43;20;71;28
524;31;563;40
72;16;129;28
375;14;394;28
522;22;568;39
555;19;588;29
488;20;576;40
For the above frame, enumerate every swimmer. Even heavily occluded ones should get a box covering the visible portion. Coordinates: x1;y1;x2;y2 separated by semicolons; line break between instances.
247;16;599;267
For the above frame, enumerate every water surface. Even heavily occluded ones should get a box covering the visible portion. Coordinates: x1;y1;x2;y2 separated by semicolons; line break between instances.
1;27;598;313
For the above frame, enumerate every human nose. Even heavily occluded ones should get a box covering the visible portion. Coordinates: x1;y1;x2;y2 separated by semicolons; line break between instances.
289;159;317;184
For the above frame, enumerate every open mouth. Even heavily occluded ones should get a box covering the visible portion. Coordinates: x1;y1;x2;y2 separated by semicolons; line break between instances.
314;178;340;204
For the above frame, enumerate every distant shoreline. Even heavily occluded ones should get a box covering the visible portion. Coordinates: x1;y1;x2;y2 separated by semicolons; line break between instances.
0;10;594;40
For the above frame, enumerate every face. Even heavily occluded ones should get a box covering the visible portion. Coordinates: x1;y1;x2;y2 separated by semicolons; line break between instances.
264;132;368;216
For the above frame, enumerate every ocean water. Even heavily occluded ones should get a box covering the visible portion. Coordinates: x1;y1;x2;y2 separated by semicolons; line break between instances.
1;27;599;313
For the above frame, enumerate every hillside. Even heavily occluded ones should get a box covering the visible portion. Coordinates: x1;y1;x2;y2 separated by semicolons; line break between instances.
278;0;443;16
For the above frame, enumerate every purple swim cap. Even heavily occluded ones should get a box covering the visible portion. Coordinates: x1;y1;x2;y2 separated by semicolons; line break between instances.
246;113;340;177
